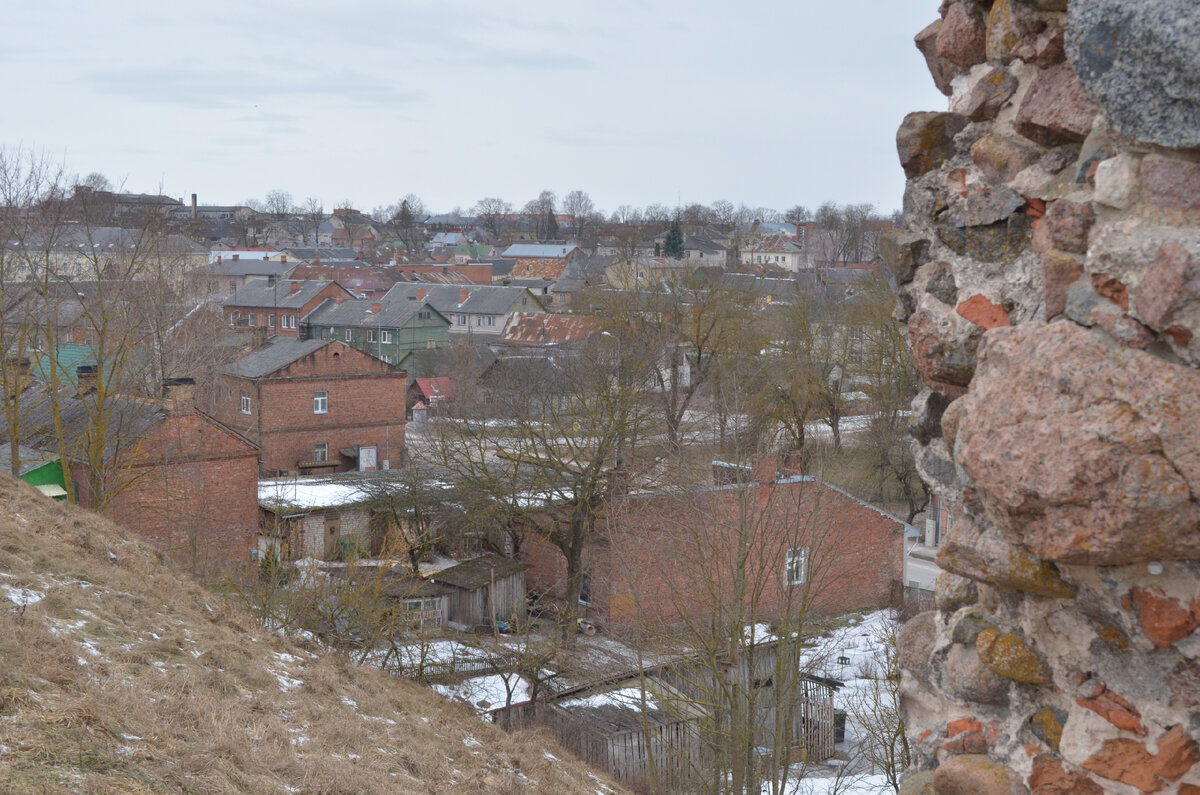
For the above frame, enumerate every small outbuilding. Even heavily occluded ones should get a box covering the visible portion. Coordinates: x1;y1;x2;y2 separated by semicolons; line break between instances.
430;553;529;630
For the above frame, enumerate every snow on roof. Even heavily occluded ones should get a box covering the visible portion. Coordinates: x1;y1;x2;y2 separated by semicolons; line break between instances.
559;686;659;712
259;477;373;511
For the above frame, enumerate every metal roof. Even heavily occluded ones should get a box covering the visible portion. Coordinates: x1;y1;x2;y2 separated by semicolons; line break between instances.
499;313;602;346
219;336;335;379
382;283;542;316
304;297;450;330
225;279;346;309
501;244;580;258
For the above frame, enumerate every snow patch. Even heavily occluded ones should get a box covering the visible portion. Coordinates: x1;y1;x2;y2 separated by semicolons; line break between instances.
560;686;658;712
1;584;44;606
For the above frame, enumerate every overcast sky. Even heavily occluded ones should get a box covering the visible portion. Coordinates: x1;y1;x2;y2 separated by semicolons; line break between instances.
5;1;947;217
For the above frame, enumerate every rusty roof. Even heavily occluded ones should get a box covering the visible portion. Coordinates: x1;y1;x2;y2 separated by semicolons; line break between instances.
499;312;602;347
511;258;569;280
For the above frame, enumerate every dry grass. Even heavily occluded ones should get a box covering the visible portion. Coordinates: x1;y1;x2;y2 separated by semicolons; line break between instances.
0;475;622;794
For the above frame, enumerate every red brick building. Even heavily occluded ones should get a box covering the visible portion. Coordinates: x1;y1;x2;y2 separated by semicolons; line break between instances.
209;336;407;476
223;279;354;337
53;380;261;571
521;470;905;631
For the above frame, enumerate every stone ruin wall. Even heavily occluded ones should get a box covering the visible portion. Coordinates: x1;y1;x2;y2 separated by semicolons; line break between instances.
888;0;1200;792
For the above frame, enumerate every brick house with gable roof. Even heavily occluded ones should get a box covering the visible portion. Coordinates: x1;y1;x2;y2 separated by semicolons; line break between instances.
209;336;406;476
17;378;261;570
520;462;906;630
222;279;355;337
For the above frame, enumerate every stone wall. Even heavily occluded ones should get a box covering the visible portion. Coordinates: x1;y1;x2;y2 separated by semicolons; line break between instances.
888;1;1200;793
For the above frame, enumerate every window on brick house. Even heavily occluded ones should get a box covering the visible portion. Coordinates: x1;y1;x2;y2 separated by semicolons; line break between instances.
314;391;328;414
785;547;808;587
268;314;275;327
248;313;255;325
313;442;328;462
240;392;251;414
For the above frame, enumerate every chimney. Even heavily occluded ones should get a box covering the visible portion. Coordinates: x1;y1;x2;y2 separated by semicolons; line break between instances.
162;377;196;415
75;365;99;396
417;288;426;301
371;302;381;314
263;254;269;260
290;282;302;294
335;295;344;305
280;255;287;263
232;254;240;261
191;193;197;219
217;255;222;263
751;455;779;485
459;288;469;304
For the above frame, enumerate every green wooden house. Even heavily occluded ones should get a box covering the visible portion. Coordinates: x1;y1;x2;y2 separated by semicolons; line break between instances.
0;443;68;499
302;298;451;364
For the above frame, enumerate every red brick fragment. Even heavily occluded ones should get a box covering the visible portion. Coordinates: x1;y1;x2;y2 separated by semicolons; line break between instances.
1075;682;1147;736
956;295;1010;330
1130;586;1200;648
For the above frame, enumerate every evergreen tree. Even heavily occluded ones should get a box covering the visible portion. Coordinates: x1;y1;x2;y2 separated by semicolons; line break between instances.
664;217;685;259
545;209;559;241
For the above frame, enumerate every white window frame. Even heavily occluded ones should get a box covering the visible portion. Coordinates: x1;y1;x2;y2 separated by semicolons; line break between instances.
344;328;352;342
313;442;328;462
366;329;377;343
248;313;255;325
381;330;392;343
785;547;809;587
313;391;328;414
240;392;251;414
268;314;275;328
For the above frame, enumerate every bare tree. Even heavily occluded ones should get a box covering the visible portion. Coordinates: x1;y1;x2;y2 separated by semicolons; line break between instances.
522;190;557;240
388;194;427;253
473;197;513;240
562;190;599;250
596;273;760;454
300;197;325;245
811;202;886;266
0;149;70;475
416;339;656;642
843;615;909;792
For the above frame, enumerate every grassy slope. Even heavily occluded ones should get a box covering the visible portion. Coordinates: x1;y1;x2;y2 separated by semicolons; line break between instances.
0;475;620;794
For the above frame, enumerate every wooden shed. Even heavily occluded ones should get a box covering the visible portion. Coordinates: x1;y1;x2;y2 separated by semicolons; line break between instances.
493;638;840;793
430;553;529;630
